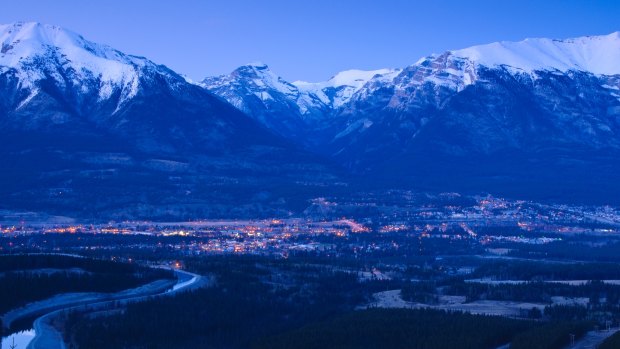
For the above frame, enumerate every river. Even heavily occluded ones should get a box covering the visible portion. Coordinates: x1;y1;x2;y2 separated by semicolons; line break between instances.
2;329;35;349
20;268;201;349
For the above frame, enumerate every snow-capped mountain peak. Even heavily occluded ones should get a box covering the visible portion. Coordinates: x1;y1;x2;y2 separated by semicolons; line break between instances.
294;68;399;90
200;62;299;108
235;63;297;96
0;22;163;103
450;32;620;75
293;68;400;108
382;32;620;96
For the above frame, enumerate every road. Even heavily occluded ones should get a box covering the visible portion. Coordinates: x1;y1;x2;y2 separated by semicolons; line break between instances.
3;279;175;330
566;328;620;349
25;268;203;349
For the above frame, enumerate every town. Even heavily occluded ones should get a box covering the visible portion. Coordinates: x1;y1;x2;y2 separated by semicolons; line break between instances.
4;192;620;349
2;193;619;258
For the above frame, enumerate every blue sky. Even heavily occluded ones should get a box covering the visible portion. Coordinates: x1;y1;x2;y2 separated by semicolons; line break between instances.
1;0;619;81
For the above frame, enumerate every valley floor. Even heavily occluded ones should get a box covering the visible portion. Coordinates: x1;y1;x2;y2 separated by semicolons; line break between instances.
361;289;588;317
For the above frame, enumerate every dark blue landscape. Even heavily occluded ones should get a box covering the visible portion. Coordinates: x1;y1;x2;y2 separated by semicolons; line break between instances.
2;2;620;348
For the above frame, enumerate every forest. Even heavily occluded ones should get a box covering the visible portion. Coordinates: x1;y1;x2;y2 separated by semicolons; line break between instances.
0;254;173;313
257;308;535;349
599;330;620;349
471;260;620;280
64;255;374;348
61;255;597;349
509;321;592;349
442;280;620;304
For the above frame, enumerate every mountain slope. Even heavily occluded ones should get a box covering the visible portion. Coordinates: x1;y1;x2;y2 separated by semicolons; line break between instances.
199;63;315;142
203;33;620;203
330;33;620;201
332;33;620;158
200;63;400;144
0;22;339;219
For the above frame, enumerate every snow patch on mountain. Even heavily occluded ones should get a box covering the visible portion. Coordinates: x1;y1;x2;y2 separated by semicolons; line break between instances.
334;118;373;139
295;69;398;90
294;68;400;108
16;89;39;110
246;62;299;98
450;32;620;75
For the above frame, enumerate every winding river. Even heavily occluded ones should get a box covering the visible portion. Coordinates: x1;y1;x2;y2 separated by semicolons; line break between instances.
1;268;202;349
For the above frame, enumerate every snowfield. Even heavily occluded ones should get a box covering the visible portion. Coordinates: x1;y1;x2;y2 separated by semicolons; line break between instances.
360;289;590;317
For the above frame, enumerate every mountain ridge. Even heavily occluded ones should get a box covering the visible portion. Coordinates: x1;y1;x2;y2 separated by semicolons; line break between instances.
0;22;341;220
201;31;620;203
2;22;620;220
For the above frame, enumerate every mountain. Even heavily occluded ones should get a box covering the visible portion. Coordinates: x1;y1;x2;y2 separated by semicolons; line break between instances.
331;33;620;201
2;23;619;217
0;22;339;219
292;68;401;110
201;63;400;144
203;33;620;203
199;62;314;142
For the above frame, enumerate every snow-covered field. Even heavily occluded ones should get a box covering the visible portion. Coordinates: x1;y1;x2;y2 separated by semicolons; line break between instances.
361;289;589;317
466;278;620;286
